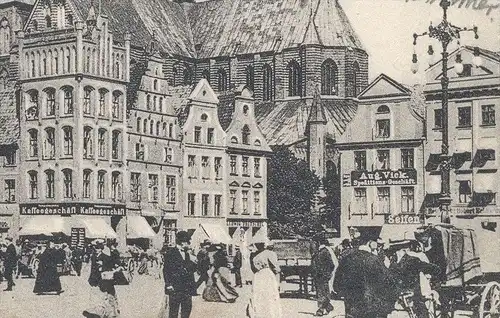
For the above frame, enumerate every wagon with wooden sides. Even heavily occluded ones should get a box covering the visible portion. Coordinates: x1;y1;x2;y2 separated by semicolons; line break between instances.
413;223;500;318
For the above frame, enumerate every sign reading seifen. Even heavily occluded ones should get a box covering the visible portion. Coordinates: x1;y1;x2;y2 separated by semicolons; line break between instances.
20;203;126;216
385;214;424;225
350;169;417;187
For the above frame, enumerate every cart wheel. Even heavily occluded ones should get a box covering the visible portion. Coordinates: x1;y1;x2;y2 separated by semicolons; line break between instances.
479;281;500;318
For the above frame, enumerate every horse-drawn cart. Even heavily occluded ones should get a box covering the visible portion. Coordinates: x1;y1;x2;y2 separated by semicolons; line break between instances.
414;223;500;317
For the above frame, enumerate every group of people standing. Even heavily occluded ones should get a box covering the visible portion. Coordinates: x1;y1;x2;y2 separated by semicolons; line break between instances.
160;231;282;318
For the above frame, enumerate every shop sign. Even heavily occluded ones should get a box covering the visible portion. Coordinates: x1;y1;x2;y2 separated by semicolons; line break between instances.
350;169;417;187
227;220;264;228
20;203;126;216
385;214;424;225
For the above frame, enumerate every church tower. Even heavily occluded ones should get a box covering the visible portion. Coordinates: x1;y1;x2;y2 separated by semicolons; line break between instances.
306;86;327;178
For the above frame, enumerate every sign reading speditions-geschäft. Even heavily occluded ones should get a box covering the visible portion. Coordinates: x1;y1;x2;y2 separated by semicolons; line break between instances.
350;169;417;187
20;203;126;216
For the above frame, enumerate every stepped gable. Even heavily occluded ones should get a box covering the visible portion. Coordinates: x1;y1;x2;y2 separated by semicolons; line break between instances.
71;0;195;56
184;0;364;58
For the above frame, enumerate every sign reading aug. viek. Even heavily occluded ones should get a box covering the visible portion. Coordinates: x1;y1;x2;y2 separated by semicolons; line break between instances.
349;169;417;187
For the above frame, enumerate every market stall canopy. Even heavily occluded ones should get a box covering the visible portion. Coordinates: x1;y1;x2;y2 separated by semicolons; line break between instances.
191;223;232;248
379;223;424;243
81;217;117;239
18;216;67;236
127;215;155;239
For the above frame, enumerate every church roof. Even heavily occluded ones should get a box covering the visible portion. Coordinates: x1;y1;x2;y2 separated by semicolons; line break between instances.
70;0;196;56
307;86;327;124
184;0;364;58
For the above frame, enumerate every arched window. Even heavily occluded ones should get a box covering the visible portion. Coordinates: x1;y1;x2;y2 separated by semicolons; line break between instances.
33;20;39;31
245;65;254;92
45;15;52;29
172;67;177;86
201;69;210;83
97;170;106;199
262;64;273;101
156;122;160;136
231;136;238;144
143;119;148;134
159;97;164;113
242;125;250;145
154;79;158;91
137;117;141;132
28;129;38;157
112;91;122;119
146;94;151;110
169;123;173;138
62;86;74;114
98;88;107;116
26;90;39;120
62;126;73;156
62;169;73;198
201;114;208;122
0;18;10;55
183;67;192;85
28;170;38;199
112;130;121;159
353;61;360;97
83;169;92;198
45;169;55;198
321;59;338;95
82;86;93;115
43;127;55;159
111;171;122;200
98;128;106;158
377;105;390;114
153;96;157;111
150;120;154;135
83;126;93;158
68;14;74;26
287;60;302;97
162;122;167;137
217;68;228;92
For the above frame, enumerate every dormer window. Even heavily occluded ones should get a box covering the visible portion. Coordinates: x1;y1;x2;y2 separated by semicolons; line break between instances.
242;125;250;145
201;113;208;122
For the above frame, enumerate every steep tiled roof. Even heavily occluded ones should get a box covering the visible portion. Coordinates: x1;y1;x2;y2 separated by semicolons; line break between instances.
255;98;357;146
126;59;148;108
171;85;195;127
71;0;195;56
185;0;364;58
0;87;19;145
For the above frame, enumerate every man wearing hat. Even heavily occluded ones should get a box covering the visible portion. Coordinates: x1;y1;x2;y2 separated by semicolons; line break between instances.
3;236;17;291
388;239;440;317
311;237;337;316
195;239;211;291
232;245;243;288
163;230;197;318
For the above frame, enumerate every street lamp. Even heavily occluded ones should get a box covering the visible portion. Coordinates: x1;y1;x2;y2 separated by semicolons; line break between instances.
411;0;480;224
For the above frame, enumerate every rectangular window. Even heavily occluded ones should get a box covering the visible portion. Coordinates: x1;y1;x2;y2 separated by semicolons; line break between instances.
242;156;249;176
45;171;54;199
377;187;390;214
188;155;197;178
401;187;415;213
254;158;261;178
230;155;237;175
5;151;15;166
194;126;201;143
482;105;495;126
130;172;141;202
83;170;91;199
45;129;55;159
135;143;145;160
29;131;38;157
434;109;443;129
148;174;159;202
214;195;221;216
458;180;472;203
354;187;367;213
207;128;214;144
230;190;237;214
46;90;56;116
165;175;176;203
4;179;15;202
111;173;121;200
63;128;73;156
377;150;390;170
401;149;414;169
29;173;38;199
164;147;173;163
64;89;73;114
112;94;120;119
188;193;195;216
242;190;249;214
214;157;222;179
354;151;366;170
376;119;390;138
111;131;120;160
458;107;472;127
202;156;210;179
83;89;91;115
98;130;106;158
63;170;73;199
99;91;106;117
201;194;209;216
97;172;105;199
83;128;93;159
254;191;261;215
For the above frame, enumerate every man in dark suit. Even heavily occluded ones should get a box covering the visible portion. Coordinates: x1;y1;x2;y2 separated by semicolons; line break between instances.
311;238;337;316
333;237;399;318
163;231;197;318
195;240;211;290
3;236;17;291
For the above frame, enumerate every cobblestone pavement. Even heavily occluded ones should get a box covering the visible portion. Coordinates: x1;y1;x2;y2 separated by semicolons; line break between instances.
0;264;345;318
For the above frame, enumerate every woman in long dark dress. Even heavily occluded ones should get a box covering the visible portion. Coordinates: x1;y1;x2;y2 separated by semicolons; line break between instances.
33;241;63;295
202;245;238;303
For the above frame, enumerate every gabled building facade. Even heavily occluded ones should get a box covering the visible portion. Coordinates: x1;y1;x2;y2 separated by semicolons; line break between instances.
337;74;425;239
423;47;500;259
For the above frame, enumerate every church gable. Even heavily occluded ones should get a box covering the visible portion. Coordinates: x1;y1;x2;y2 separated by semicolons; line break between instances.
24;0;80;33
358;73;410;100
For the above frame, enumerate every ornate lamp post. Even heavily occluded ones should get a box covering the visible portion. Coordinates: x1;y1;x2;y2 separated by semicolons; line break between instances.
411;0;480;223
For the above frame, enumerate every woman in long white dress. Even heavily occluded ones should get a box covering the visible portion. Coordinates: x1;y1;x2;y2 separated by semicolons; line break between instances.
246;242;282;318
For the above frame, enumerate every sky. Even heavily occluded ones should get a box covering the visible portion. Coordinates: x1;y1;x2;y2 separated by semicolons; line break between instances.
339;0;500;85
